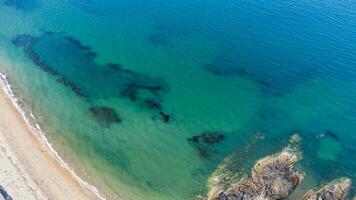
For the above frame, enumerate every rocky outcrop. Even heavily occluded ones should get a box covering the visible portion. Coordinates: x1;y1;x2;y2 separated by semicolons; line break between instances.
208;134;303;200
301;178;351;200
204;133;354;200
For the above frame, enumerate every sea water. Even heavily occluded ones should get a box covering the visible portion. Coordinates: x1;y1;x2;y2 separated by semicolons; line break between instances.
0;0;355;199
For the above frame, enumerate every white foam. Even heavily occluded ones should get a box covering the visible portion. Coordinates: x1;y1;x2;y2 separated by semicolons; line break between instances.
0;72;107;200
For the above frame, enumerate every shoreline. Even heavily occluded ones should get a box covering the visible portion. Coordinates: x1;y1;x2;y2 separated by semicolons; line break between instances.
0;72;106;200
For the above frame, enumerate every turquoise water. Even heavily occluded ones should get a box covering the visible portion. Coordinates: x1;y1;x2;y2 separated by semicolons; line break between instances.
0;0;356;199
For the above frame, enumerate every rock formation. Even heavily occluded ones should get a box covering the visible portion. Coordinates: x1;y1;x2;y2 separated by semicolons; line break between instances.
204;133;354;200
207;134;303;200
301;178;351;200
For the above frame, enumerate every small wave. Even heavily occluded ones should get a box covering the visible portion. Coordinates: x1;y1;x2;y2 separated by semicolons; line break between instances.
0;72;106;200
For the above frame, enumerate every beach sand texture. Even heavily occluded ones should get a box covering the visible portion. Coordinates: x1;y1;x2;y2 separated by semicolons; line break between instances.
0;74;100;200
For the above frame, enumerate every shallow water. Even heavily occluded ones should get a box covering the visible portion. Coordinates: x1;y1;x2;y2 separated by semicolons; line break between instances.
0;0;355;199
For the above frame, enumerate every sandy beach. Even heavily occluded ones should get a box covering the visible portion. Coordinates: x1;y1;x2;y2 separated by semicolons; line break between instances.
0;76;102;200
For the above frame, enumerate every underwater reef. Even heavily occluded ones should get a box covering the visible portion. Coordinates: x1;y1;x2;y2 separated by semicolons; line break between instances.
12;32;171;125
204;134;353;200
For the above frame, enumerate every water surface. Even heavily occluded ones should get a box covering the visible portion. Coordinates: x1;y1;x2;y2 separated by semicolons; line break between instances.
0;0;355;199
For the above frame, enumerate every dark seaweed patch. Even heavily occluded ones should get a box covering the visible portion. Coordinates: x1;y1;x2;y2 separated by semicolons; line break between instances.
325;131;340;141
119;82;167;111
196;147;210;159
187;132;225;144
120;84;139;101
159;111;170;123
187;131;225;159
143;99;161;110
57;77;89;98
3;0;39;11
64;35;97;57
89;106;122;127
120;82;165;102
148;33;170;46
143;99;171;123
12;35;58;76
210;64;311;96
107;63;122;71
204;46;317;97
205;62;288;95
12;34;37;48
13;32;169;122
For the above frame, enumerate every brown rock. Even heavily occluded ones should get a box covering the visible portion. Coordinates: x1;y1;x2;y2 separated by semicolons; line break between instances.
208;134;303;200
301;178;351;200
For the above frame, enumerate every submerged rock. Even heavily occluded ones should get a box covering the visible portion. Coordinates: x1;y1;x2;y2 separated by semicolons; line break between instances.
205;132;267;198
208;134;303;200
301;178;351;200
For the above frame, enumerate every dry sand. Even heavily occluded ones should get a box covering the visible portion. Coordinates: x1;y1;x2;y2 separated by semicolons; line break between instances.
0;79;102;200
